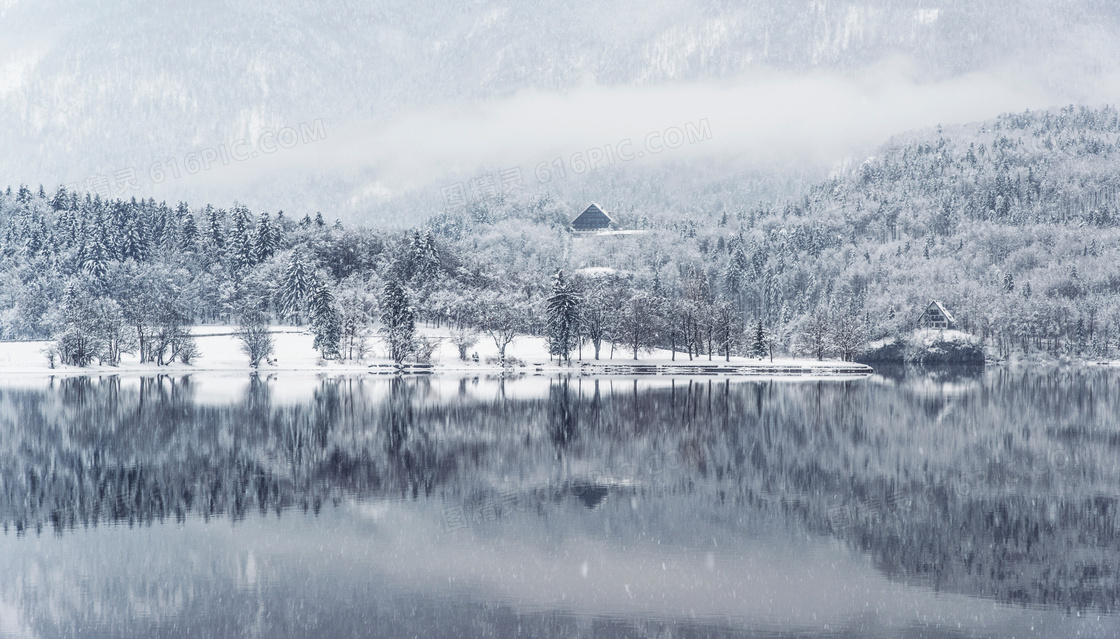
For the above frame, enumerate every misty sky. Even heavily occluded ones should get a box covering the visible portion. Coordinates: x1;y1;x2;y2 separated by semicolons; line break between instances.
2;0;1120;222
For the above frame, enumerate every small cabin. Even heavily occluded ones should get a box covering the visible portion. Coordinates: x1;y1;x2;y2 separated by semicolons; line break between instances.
918;301;957;330
571;203;612;231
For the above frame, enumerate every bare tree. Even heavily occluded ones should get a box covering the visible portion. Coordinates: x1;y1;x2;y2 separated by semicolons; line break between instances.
712;299;743;362
477;293;525;366
449;328;479;361
236;307;274;367
617;290;661;360
415;335;444;363
831;310;867;362
579;277;614;360
802;310;831;361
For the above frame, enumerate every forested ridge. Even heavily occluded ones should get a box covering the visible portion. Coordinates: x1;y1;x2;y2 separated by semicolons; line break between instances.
2;105;1120;365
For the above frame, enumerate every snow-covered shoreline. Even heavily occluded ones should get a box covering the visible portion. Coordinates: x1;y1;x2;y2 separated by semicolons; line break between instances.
0;325;873;378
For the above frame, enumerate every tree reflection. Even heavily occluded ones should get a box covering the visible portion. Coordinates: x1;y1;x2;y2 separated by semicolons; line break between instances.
1;369;1120;611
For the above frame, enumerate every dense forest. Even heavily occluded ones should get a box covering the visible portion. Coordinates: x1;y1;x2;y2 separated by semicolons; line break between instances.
2;105;1120;365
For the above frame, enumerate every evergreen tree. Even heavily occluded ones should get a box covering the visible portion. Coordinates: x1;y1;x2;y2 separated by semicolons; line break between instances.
546;269;582;362
122;215;150;262
179;212;199;253
409;229;442;284
379;278;415;364
309;279;341;359
279;250;313;323
81;218;110;280
205;205;224;253
752;319;767;358
254;212;278;262
227;205;254;270
50;186;69;211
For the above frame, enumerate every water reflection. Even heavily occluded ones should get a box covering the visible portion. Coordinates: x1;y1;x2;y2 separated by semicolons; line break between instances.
0;369;1118;638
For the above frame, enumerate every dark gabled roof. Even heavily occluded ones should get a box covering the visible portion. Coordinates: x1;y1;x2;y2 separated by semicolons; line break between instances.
571;203;612;229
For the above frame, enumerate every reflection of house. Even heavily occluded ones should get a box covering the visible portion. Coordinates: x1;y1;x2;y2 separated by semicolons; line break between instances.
918;301;957;330
571;203;612;231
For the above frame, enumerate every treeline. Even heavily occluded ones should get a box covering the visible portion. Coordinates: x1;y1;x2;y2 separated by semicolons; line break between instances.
0;186;771;367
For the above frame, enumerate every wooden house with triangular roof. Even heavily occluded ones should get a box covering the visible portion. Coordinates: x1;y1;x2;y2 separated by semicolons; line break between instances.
571;203;612;231
917;301;957;330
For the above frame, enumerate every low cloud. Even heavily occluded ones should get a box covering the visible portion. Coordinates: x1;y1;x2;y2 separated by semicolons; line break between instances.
182;57;1059;205
140;55;1120;219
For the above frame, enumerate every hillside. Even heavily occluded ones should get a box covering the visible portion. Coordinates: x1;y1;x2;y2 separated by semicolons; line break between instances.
427;105;1120;361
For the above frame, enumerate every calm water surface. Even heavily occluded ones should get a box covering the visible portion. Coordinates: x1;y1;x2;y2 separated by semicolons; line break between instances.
1;368;1119;638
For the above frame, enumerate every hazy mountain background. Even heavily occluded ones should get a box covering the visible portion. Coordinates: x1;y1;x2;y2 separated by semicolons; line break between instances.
3;0;1120;224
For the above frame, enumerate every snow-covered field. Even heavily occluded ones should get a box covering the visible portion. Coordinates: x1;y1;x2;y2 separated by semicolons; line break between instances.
0;325;872;377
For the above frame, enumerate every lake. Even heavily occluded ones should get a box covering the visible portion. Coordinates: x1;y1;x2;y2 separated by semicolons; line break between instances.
1;368;1119;638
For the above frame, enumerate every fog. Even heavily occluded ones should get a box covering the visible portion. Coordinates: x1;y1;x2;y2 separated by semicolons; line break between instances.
4;0;1120;220
187;58;1059;201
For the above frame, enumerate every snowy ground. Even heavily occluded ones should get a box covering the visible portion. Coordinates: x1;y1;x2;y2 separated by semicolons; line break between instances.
0;325;873;377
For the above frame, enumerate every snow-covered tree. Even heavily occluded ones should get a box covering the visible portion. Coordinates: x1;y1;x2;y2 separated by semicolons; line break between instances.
580;279;612;360
309;279;341;359
802;310;832;361
831;310;867;362
449;328;478;361
179;211;199;253
236;304;273;367
545;269;581;362
254;212;279;263
477;291;525;366
379;278;415;364
617;289;661;360
227;205;255;270
279;249;313;323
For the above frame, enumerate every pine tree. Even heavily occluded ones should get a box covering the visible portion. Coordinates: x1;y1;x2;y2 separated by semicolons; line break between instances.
314;212;325;227
546;270;582;362
81;217;110;280
50;186;69;211
309;279;341;359
279;250;312;323
122;215;150;262
206;205;224;252
752;319;767;358
409;229;441;284
227;205;254;270
254;212;278;262
379;278;415;364
179;212;199;252
151;204;169;252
